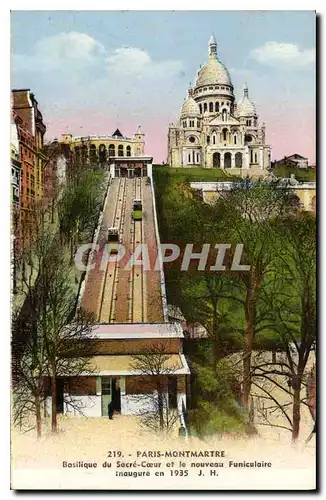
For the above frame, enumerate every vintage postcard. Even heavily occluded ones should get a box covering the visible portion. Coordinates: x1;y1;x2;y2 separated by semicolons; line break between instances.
10;10;316;491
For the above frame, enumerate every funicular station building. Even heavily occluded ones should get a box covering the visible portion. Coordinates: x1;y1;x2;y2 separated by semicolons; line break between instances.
47;129;190;427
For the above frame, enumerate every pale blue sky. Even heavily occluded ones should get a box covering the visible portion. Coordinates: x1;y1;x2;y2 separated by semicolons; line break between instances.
11;10;316;162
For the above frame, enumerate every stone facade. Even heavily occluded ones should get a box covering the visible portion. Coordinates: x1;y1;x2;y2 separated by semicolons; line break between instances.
168;36;271;177
60;126;145;170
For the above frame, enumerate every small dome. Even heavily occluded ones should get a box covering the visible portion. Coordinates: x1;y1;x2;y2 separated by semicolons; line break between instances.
180;88;200;117
237;84;257;117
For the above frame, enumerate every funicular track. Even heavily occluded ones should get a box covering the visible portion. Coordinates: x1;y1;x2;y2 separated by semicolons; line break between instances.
98;178;127;322
129;177;147;323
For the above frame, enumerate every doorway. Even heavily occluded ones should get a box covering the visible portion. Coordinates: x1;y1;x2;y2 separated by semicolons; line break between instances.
101;377;121;416
112;378;121;413
101;377;112;416
56;378;64;414
213;152;220;168
168;377;177;409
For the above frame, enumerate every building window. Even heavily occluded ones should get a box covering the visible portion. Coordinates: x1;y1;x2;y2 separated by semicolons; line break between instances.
118;145;124;157
197;153;200;162
250;150;253;163
126;145;131;157
197;119;200;128
234;135;237;145
204;103;208;112
108;144;115;156
188;136;196;143
215;102;219;112
222;129;227;141
183;121;187;128
188;154;191;163
212;135;216;145
207;136;210;145
199;104;202;114
209;102;213;112
189;120;195;127
254;153;258;163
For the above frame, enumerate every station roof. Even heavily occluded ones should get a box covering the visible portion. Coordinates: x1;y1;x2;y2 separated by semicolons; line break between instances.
110;156;153;163
75;353;190;376
112;128;123;138
89;322;183;339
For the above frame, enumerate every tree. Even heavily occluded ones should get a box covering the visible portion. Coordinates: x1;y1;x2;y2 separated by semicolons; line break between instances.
261;213;316;441
12;223;96;434
12;310;46;438
58;168;107;263
214;179;299;408
131;343;181;434
38;244;96;432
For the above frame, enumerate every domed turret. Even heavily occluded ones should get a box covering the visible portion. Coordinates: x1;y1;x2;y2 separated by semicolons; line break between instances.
237;84;257;117
194;36;232;88
180;88;200;117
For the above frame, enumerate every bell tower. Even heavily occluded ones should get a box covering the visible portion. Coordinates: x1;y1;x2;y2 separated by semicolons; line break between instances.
134;125;145;156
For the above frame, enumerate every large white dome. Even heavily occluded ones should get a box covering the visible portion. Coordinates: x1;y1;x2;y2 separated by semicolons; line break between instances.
194;36;232;88
237;84;257;117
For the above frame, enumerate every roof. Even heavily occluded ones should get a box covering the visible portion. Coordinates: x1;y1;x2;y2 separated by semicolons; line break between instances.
195;38;232;88
285;154;308;160
72;354;190;376
109;156;153;163
112;128;123;138
195;57;232;88
89;322;183;339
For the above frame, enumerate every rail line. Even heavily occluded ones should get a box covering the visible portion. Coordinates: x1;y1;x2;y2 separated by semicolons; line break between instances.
129;177;147;323
98;177;127;322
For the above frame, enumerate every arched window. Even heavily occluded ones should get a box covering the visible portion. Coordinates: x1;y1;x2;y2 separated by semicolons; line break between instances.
126;145;131;157
234;135;237;145
204;102;208;112
108;144;115;157
222;128;227;142
118;145;124;157
99;144;107;163
215;102;219;112
199;104;202;114
212;134;216;145
209;102;213;112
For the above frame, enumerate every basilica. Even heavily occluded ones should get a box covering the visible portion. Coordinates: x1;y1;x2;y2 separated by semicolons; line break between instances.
168;36;271;175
